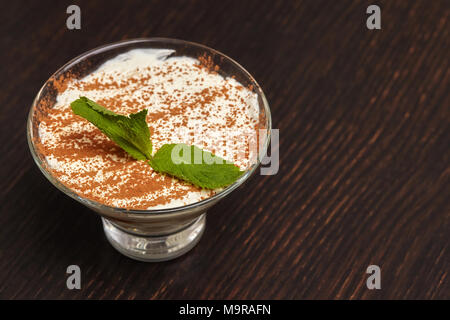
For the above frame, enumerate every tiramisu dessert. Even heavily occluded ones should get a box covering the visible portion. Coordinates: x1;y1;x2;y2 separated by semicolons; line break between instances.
37;49;260;210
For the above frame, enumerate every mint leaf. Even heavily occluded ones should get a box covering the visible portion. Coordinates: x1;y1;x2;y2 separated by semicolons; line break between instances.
71;97;152;160
149;144;244;189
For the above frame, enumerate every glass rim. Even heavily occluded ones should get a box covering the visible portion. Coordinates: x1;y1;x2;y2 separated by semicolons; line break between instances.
27;37;272;218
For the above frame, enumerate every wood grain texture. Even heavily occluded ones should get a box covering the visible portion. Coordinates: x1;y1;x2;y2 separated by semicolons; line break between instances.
0;0;448;299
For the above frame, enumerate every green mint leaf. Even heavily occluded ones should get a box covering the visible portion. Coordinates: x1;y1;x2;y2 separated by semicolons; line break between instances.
149;143;244;189
70;97;152;160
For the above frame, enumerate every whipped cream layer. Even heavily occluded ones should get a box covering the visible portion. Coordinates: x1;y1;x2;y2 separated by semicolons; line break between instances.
38;49;260;209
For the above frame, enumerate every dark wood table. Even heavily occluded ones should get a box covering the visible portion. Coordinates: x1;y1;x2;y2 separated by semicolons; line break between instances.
0;0;448;299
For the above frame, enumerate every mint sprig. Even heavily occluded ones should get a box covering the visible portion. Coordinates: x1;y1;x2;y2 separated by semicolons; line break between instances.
70;97;244;189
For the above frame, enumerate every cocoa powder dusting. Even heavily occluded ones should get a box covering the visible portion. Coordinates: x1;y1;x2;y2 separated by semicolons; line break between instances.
35;50;261;210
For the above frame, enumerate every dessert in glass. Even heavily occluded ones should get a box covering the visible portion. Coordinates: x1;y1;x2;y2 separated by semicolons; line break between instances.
27;38;271;262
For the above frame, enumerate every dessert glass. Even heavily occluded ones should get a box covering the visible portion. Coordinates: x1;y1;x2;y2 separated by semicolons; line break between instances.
27;38;271;262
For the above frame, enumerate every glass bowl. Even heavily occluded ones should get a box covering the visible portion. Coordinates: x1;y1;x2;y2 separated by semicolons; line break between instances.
27;38;271;262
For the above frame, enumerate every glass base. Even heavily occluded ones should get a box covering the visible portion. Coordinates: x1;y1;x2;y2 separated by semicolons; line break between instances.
102;214;206;262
